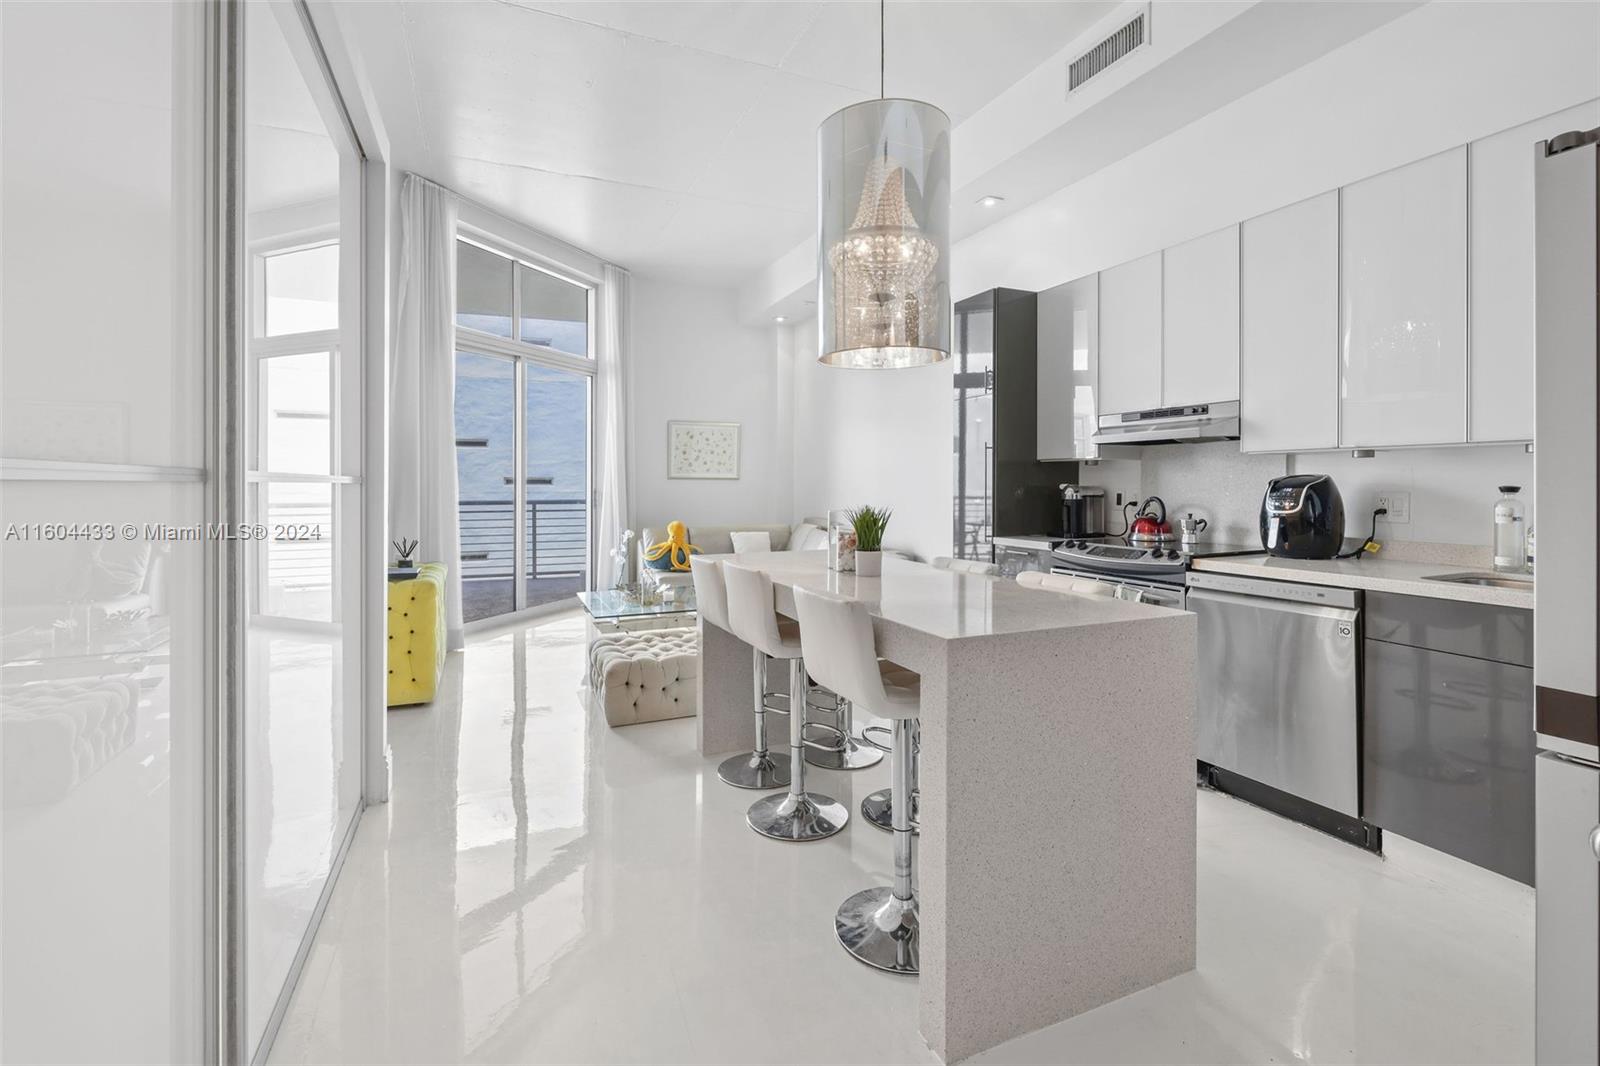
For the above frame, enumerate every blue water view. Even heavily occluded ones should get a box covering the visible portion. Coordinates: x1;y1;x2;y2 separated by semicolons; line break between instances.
453;350;589;502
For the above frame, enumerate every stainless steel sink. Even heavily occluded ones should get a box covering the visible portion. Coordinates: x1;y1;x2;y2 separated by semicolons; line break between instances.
1422;571;1535;589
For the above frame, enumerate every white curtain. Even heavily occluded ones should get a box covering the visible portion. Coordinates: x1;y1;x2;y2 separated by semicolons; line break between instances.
595;263;632;588
391;173;465;649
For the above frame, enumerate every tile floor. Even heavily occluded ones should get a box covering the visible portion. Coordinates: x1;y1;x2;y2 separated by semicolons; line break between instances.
268;610;1534;1065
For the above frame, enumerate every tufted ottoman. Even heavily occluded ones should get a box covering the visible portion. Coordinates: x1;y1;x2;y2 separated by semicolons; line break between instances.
2;677;139;806
588;627;699;727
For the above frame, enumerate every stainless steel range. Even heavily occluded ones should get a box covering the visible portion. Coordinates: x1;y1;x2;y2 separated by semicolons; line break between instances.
1049;536;1262;609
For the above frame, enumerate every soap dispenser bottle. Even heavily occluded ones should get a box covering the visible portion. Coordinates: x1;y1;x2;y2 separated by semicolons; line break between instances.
1493;485;1527;573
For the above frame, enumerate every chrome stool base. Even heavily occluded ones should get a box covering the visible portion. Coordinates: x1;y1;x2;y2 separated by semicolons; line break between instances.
861;788;894;833
804;734;884;771
835;886;919;974
747;791;848;842
717;751;790;790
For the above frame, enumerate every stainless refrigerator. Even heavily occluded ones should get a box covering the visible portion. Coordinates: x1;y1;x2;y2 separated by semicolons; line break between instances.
1534;123;1600;1065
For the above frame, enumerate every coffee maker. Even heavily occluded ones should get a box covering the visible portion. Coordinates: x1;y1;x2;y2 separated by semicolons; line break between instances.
1059;485;1106;538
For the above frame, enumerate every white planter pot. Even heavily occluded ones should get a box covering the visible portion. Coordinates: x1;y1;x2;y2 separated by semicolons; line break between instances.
856;550;883;577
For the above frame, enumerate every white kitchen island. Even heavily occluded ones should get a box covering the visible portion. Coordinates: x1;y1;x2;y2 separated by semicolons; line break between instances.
695;552;1197;1063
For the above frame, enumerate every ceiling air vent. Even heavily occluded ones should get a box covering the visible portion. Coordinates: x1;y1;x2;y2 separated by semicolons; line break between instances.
1068;6;1149;94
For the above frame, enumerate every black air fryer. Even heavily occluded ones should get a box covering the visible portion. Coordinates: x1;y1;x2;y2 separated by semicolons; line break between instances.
1260;474;1345;558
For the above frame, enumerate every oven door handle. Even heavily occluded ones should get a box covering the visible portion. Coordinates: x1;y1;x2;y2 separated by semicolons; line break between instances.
1056;569;1185;608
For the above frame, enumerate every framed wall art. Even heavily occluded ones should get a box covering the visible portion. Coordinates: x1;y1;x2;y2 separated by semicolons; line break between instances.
667;420;740;479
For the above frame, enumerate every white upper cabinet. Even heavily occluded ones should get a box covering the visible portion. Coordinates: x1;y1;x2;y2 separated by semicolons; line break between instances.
1240;192;1339;453
1340;146;1468;448
1470;100;1600;443
1098;251;1162;415
1161;225;1239;408
1037;274;1099;461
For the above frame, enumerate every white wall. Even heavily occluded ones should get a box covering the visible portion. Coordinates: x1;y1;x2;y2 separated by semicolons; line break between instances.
629;277;791;529
789;316;954;563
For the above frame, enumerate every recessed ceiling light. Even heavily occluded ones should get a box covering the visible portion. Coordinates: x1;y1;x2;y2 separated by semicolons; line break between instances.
774;315;787;323
977;195;1005;207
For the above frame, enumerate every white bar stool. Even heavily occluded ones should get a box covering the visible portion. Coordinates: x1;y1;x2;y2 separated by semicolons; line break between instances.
793;586;920;974
723;563;848;841
691;557;789;790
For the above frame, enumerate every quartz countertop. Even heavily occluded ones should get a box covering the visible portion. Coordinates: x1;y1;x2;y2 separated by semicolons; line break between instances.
705;550;1178;640
1190;553;1534;610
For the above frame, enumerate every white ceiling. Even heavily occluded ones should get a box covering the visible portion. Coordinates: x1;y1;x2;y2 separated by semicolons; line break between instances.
330;0;1116;282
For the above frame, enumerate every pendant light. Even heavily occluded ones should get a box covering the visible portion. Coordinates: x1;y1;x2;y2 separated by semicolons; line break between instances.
817;0;951;368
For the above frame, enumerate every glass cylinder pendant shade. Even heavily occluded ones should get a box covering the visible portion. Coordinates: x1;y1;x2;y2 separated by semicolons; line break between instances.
818;98;951;368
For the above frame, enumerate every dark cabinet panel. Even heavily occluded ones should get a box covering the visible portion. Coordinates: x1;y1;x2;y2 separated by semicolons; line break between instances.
953;288;1077;562
1363;638;1535;884
1366;591;1532;666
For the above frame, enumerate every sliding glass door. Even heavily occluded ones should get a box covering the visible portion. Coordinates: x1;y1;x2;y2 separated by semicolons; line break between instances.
455;240;594;624
455;352;518;621
524;365;591;609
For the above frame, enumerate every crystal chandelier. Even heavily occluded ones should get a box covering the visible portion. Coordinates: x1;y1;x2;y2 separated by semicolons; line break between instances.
817;4;950;368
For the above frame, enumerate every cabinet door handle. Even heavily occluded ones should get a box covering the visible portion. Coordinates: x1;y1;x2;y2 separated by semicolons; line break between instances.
1591;826;1600;862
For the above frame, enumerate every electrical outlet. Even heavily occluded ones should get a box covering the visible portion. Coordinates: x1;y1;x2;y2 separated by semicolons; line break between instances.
1375;492;1410;524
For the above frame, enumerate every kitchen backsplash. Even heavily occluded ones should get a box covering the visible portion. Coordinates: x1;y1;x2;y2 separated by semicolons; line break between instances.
1080;440;1536;553
1135;442;1286;545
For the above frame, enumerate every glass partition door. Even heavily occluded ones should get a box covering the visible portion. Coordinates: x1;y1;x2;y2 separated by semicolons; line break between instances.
0;3;207;1062
241;3;365;1059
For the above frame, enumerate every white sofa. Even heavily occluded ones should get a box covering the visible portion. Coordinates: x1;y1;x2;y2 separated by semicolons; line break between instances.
636;520;828;587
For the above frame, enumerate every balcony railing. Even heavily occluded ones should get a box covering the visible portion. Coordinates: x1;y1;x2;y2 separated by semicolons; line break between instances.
954;493;990;560
458;497;588;580
256;497;589;601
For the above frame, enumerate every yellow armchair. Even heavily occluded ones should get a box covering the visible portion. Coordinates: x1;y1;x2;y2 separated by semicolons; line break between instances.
388;563;447;707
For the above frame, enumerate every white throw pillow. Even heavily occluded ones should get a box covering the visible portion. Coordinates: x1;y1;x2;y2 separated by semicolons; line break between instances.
730;530;772;554
789;522;825;551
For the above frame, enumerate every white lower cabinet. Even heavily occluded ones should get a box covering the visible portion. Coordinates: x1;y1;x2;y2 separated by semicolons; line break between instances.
1469;100;1600;443
1161;225;1239;408
1339;146;1468;448
1240;192;1339;453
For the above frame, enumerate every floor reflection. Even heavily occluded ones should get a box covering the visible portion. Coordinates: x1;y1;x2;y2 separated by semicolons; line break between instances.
246;623;358;1047
269;610;1534;1066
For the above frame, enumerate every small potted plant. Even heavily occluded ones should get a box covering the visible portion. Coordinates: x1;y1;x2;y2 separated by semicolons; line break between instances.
392;537;419;570
847;505;891;577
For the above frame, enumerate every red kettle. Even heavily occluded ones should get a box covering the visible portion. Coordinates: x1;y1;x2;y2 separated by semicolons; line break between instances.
1128;496;1172;546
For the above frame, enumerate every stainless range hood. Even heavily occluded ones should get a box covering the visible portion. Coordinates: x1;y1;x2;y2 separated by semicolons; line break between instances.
1092;400;1240;445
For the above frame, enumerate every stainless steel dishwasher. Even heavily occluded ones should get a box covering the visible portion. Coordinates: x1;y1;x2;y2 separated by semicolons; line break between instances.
1187;571;1365;832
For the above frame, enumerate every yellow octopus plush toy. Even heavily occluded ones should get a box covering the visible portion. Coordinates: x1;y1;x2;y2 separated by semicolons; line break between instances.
642;521;699;572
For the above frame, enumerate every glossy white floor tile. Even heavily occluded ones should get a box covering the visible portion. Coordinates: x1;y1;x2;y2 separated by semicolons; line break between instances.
268;610;1533;1065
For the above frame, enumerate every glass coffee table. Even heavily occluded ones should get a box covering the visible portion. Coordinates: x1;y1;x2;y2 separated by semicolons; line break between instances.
576;586;697;633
